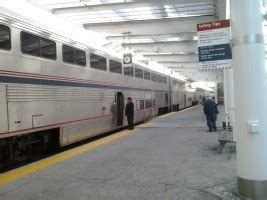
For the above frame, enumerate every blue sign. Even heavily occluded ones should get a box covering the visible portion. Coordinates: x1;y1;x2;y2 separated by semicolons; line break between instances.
198;44;232;62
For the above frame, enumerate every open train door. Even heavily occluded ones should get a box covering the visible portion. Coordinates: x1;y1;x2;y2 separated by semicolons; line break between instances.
116;92;124;126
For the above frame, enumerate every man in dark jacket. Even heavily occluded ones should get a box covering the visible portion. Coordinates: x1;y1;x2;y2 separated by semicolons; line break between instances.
125;97;134;130
204;98;217;132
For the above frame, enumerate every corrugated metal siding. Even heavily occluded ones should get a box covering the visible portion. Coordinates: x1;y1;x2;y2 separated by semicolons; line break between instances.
7;85;115;102
61;117;114;146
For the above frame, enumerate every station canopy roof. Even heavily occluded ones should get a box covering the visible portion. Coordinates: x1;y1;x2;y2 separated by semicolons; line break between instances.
26;0;228;82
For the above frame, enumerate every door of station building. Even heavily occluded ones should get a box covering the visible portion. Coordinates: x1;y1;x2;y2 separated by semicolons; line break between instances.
116;92;124;126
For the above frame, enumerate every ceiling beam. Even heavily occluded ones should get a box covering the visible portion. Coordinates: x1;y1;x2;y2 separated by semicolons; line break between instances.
122;40;196;46
122;40;197;45
83;15;216;27
52;0;215;14
170;69;200;73
122;41;197;54
106;32;196;40
158;61;198;68
175;71;223;83
143;54;198;63
51;0;136;13
168;66;199;69
166;64;199;71
83;16;217;35
144;52;197;56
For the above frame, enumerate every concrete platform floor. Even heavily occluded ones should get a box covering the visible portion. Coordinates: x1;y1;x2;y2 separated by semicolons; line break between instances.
0;106;238;200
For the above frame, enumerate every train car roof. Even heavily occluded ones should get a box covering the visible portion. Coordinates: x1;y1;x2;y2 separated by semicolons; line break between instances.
0;7;177;80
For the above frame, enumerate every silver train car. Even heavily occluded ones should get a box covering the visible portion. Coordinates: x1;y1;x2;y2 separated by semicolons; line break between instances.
0;11;206;165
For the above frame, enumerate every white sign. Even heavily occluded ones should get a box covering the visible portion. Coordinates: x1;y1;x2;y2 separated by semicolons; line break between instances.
197;20;232;71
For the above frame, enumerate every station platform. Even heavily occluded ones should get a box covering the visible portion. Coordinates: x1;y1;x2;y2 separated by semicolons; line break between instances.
0;106;237;200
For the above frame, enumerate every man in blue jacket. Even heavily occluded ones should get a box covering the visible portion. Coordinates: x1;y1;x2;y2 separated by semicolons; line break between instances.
204;98;217;132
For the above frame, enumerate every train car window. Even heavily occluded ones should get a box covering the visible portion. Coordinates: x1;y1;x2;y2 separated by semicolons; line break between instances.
0;25;11;50
40;38;56;60
136;100;144;110
145;99;152;109
21;32;56;60
21;32;40;57
151;73;158;82
76;49;86;66
154;75;158;82
63;45;75;64
173;80;179;86
110;60;122;74
90;53;107;71
135;68;143;79
158;75;162;83
63;45;86;66
162;77;167;84
151;73;155;82
144;71;150;80
124;67;134;76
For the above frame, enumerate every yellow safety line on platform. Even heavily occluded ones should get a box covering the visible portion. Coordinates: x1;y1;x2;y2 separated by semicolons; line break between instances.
0;129;133;186
180;105;200;113
158;112;177;119
159;105;199;119
136;122;153;128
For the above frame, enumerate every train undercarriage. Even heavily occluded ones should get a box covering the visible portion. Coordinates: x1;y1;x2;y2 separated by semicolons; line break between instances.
0;128;59;170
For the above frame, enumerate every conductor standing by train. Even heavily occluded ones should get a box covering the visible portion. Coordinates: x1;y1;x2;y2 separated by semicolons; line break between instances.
125;97;134;130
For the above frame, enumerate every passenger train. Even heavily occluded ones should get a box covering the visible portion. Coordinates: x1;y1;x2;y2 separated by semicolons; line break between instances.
0;10;211;166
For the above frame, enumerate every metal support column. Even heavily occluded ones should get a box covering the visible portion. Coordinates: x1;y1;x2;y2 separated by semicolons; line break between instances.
231;0;267;198
223;69;229;128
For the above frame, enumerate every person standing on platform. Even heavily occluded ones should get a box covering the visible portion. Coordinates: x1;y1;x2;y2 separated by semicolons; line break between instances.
204;98;217;132
125;97;134;130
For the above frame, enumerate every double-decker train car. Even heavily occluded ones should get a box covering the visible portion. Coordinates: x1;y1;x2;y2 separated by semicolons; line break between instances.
0;10;206;166
170;78;186;111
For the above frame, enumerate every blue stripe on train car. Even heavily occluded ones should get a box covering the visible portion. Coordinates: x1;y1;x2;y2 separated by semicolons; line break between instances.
0;75;167;92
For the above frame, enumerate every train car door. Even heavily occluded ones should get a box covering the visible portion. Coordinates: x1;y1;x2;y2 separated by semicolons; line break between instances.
116;92;124;126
